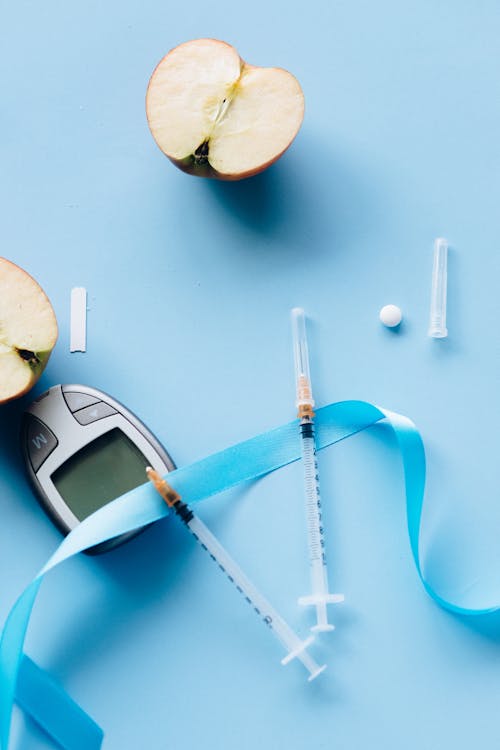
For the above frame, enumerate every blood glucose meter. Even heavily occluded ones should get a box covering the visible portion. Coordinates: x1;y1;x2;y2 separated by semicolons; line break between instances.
21;384;175;553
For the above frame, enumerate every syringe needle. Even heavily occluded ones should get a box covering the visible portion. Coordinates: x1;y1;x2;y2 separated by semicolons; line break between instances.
290;308;344;633
146;468;326;681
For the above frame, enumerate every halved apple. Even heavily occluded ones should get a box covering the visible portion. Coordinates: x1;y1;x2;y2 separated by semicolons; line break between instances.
0;258;58;404
146;39;305;180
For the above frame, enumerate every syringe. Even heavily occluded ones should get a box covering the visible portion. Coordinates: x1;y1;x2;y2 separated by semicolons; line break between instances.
146;468;326;681
291;308;344;633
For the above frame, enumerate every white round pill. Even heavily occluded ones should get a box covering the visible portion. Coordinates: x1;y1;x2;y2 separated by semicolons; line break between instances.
379;304;402;328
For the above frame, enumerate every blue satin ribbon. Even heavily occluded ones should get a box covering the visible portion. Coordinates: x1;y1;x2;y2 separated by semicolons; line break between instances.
0;400;489;749
15;656;104;750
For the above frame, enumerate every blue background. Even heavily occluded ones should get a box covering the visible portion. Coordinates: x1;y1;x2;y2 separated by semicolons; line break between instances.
1;0;500;747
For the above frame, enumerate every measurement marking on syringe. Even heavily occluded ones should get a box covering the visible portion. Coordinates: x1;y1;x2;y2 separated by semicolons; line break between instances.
148;462;326;679
191;529;270;623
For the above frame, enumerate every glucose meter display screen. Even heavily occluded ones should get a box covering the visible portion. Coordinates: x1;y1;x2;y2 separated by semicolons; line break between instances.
52;428;150;521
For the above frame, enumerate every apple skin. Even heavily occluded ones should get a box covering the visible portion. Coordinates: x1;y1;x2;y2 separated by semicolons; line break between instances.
11;349;54;397
0;349;54;405
171;153;217;180
146;40;305;180
0;258;58;405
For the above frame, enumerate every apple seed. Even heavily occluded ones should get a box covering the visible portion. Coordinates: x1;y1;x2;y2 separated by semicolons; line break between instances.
16;348;40;366
193;140;210;165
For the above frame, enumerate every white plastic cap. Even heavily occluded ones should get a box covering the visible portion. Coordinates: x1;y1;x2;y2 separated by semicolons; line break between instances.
428;237;448;338
291;307;314;409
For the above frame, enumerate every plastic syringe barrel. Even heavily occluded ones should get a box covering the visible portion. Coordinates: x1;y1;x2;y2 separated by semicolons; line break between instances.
186;515;326;681
428;237;448;338
297;420;344;631
300;423;324;567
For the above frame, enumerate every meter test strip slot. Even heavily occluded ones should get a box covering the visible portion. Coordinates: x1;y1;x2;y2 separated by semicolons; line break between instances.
21;384;175;554
147;468;326;681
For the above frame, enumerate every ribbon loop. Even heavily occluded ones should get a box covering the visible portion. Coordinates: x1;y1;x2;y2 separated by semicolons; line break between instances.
0;400;490;749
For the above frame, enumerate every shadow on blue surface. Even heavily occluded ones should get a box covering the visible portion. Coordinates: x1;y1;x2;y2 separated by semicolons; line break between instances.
0;398;26;469
203;131;376;259
42;516;197;679
207;163;291;235
453;610;500;643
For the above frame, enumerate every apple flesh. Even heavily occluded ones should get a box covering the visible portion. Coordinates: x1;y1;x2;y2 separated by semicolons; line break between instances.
0;258;58;404
146;39;305;180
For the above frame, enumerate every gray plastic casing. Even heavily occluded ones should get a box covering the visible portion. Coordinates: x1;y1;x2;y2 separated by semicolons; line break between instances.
21;384;176;554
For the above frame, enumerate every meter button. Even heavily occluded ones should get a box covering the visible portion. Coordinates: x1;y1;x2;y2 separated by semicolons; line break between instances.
63;391;100;413
74;402;117;425
27;416;58;472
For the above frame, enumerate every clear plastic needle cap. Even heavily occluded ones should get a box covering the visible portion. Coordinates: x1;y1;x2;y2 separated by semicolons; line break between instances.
291;307;314;409
428;238;448;338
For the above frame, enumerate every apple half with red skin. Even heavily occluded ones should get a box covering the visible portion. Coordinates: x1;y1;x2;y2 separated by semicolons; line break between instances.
146;39;305;180
0;258;58;404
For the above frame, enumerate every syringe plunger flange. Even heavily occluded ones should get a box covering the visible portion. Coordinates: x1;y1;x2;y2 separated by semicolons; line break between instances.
281;635;327;681
298;593;345;606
